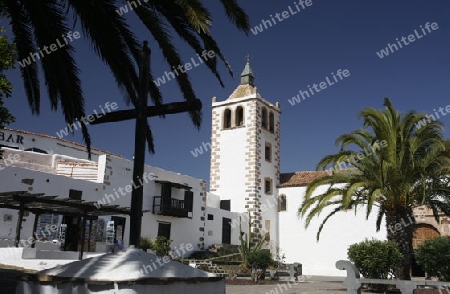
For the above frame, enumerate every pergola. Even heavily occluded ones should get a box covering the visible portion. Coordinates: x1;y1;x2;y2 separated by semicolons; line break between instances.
0;191;131;260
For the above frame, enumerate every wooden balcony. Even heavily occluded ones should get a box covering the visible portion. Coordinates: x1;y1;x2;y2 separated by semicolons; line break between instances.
152;196;190;218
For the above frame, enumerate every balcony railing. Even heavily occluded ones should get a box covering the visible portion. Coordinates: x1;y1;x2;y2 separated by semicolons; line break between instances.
152;196;189;218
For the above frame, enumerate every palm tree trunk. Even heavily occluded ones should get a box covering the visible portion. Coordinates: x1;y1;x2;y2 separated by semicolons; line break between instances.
385;207;415;280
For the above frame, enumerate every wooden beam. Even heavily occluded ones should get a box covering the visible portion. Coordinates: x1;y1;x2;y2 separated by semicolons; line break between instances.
14;203;25;247
89;100;202;125
31;213;40;248
87;219;93;252
79;214;87;260
129;41;150;247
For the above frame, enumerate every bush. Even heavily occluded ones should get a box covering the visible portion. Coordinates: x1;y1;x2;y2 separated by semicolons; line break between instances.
415;236;450;281
139;236;172;257
139;236;153;251
247;249;274;270
348;239;403;279
152;236;172;256
239;262;251;274
247;249;273;283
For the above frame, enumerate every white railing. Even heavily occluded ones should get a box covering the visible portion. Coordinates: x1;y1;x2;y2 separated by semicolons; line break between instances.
336;260;450;294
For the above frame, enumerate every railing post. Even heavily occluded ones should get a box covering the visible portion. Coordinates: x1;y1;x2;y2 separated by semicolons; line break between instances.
336;260;362;294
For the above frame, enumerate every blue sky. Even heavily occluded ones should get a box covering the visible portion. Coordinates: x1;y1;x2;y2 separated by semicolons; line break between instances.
2;0;450;183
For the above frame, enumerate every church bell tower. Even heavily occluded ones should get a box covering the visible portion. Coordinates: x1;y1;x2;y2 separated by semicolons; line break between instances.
209;59;281;244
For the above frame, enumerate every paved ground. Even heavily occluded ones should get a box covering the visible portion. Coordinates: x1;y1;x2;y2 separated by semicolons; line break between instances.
226;276;348;294
0;264;348;294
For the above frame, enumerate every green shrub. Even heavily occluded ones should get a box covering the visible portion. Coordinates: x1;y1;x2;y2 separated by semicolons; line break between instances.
415;236;450;281
348;239;403;279
152;236;172;257
247;249;274;270
247;250;274;283
139;236;172;257
139;236;153;252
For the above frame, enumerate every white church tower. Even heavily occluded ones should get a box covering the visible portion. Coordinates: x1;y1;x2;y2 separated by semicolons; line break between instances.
209;60;281;246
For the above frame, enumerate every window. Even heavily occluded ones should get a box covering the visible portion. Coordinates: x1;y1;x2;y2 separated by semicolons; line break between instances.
278;195;287;212
264;178;272;194
24;148;48;154
261;107;267;129
265;220;271;241
269;112;275;132
265;142;272;162
220;200;231;211
235;106;244;126
69;189;82;200
261;107;268;129
157;222;171;239
207;214;214;220
223;109;232;129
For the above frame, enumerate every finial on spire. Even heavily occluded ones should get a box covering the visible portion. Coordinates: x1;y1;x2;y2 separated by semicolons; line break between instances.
245;53;251;63
240;53;254;86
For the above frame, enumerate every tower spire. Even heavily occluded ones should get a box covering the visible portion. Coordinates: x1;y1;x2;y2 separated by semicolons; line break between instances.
240;54;254;86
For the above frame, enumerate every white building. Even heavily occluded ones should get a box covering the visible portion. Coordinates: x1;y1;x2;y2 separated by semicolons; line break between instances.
1;61;448;276
0;128;244;258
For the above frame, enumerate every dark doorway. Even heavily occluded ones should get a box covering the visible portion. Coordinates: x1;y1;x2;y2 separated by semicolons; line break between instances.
411;255;425;277
222;217;231;244
111;216;126;243
61;215;81;251
61;189;83;251
158;222;171;240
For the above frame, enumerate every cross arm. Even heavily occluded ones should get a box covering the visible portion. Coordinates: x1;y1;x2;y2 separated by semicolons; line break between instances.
89;99;202;125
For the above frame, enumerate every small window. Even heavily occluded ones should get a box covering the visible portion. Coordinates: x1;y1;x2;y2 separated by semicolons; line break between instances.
261;107;268;129
265;142;271;162
269;112;275;132
236;106;244;126
69;189;82;200
220;200;231;211
24;148;48;154
207;214;214;220
157;222;171;239
278;195;287;212
223;109;232;129
264;178;272;195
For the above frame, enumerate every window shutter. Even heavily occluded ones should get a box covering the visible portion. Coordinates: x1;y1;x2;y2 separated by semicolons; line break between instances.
161;183;171;210
184;190;194;213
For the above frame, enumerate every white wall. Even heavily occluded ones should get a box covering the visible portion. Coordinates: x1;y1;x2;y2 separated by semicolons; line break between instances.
204;206;247;249
0;166;106;242
0;128;111;161
258;103;280;253
215;122;248;213
206;192;220;208
0;145;209;256
278;185;386;276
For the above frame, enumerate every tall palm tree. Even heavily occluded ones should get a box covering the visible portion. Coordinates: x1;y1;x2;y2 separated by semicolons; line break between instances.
299;98;450;280
0;26;15;128
0;0;249;157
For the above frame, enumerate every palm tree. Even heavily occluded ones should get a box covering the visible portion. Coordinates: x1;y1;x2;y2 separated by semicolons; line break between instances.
0;26;15;128
299;98;450;280
0;0;249;157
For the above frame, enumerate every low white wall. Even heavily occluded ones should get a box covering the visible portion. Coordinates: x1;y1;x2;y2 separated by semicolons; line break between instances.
22;248;79;260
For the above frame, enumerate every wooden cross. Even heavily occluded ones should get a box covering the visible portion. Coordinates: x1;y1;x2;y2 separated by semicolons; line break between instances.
89;41;202;247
